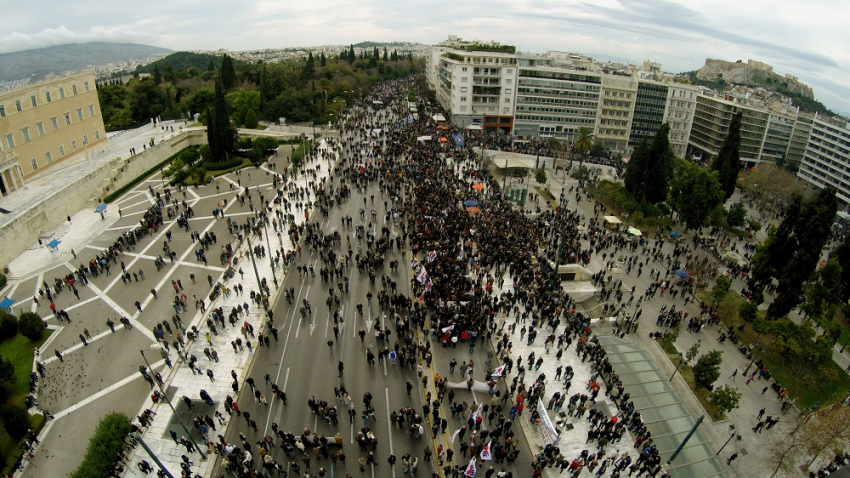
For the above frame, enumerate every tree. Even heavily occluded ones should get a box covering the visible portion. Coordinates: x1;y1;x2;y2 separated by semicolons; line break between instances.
708;384;741;413
348;45;355;64
725;202;747;229
712;111;742;199
573;127;594;173
832;234;850;303
535;169;547;184
590;140;606;158
219;54;237;90
151;64;162;84
244;108;259;129
320;52;327;67
0;309;17;340
0;355;15;400
623;139;650;200
739;301;759;323
17;311;45;340
1;405;29;439
692;350;723;389
767;188;837;320
668;159;724;230
800;404;850;468
686;340;701;363
207;80;236;163
645;123;675;204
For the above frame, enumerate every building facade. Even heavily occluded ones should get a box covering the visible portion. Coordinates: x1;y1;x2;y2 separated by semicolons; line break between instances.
0;71;106;193
595;74;638;151
797;114;850;210
688;94;769;164
786;113;813;168
628;80;669;148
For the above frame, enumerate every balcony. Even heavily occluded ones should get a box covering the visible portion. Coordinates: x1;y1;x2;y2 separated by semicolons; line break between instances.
472;86;501;96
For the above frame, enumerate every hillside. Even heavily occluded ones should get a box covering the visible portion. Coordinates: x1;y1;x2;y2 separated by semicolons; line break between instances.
135;51;235;74
0;42;171;82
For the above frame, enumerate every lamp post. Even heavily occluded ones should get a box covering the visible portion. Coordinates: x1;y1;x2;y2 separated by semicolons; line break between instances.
840;335;850;353
743;341;765;377
670;353;687;381
667;415;704;465
139;347;206;460
716;424;740;455
137;436;174;478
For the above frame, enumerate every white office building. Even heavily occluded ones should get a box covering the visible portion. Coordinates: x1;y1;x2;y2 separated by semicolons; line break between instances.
797;114;850;210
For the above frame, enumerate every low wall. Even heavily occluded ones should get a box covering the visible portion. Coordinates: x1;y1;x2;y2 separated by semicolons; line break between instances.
0;130;206;270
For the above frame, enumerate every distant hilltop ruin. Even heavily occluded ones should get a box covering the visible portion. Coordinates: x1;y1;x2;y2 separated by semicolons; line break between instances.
697;58;814;99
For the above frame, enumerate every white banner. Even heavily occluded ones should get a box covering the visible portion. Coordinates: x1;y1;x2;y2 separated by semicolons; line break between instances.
537;399;559;444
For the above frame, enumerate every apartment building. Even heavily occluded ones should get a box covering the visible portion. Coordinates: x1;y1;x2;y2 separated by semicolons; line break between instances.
761;113;796;163
595;74;638;151
0;71;105;193
662;83;699;158
786;113;813;168
434;38;517;131
688;93;769;165
513;53;601;140
797;114;850;210
628;80;669;149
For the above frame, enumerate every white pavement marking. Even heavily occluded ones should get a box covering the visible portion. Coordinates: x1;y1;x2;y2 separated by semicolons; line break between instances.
38;295;100;322
53;359;165;419
42;325;129;364
385;387;397;478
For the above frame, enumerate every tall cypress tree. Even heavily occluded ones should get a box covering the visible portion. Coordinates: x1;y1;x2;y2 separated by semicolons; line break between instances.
208;79;235;162
712;111;742;199
219;54;237;90
645;123;675;204
348;45;356;64
623;139;650;201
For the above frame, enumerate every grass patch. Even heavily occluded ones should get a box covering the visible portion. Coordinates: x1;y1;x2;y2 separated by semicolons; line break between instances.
186;158;252;185
696;289;850;409
660;345;726;421
0;331;52;407
533;186;558;208
1;413;44;475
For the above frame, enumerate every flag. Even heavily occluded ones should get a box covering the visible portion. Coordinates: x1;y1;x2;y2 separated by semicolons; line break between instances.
411;258;419;269
470;402;484;421
417;267;428;283
458;243;465;260
441;324;455;334
469;284;475;296
450;428;462;444
427;250;438;263
425;279;433;293
464;458;477;477
492;364;506;377
480;440;493;461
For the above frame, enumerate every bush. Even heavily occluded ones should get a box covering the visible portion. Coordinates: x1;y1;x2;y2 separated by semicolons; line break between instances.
16;312;44;341
535;168;547;184
244;109;259;128
205;157;243;171
69;413;132;478
693;350;723;389
103;145;199;203
708;384;742;413
0;311;16;341
0;273;5;289
0;405;29;439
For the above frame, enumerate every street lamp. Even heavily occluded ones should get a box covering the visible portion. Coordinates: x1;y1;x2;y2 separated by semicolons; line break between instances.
670;353;688;381
743;341;766;377
245;234;268;310
139;347;206;460
716;424;740;455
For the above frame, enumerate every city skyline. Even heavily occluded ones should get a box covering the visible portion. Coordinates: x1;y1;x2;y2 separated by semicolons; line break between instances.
2;0;848;114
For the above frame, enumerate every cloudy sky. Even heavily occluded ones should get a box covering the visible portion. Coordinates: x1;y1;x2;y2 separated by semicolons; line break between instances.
2;0;848;113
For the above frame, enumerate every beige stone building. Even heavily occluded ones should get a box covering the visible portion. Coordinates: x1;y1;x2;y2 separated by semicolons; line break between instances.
0;71;105;195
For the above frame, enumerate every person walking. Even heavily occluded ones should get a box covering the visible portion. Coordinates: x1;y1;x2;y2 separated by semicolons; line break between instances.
727;453;738;465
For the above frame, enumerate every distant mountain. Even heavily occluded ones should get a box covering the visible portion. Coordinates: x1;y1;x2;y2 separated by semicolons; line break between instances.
0;42;171;83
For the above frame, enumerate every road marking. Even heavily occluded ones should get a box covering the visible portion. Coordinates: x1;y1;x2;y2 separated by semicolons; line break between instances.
385;387;396;478
53;359;164;419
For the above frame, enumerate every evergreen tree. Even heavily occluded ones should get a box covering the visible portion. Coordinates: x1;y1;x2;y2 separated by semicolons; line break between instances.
207;60;216;72
712;111;743;199
244;109;259;129
219;54;237;90
259;65;273;116
645;123;675;204
320;52;326;67
832;234;850;303
383;47;389;61
208;80;235;162
304;52;315;79
349;45;356;64
669;160;724;230
623;139;650;200
766;188;838;320
373;47;379;58
151;64;162;84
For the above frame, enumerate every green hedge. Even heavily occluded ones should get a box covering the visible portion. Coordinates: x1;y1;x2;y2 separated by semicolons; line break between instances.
69;413;131;478
205;157;244;171
291;139;313;167
103;145;199;203
0;274;5;289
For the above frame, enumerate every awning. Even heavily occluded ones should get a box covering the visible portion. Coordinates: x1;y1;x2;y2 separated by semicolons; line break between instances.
0;297;15;311
627;227;642;236
95;204;107;212
676;269;689;278
463;200;478;207
47;239;61;249
432;114;446;122
417;135;432;142
465;124;482;131
604;216;622;225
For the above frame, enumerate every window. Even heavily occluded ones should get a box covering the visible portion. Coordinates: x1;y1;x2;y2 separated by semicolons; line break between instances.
59;87;65;99
45;151;52;163
50;117;58;130
30;158;38;171
460;87;468;93
58;145;65;157
45;91;51;102
4;134;14;149
88;104;95;116
84;81;90;92
461;67;468;72
76;108;83;121
460;97;467;102
21;128;30;142
94;130;100;140
71;139;78;151
72;84;78;95
0;105;4;117
36;122;44;136
64;113;71;125
83;134;89;145
15;99;22;112
30;95;37;107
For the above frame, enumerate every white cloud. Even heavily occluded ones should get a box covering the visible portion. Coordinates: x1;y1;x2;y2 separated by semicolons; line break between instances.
0;25;141;54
